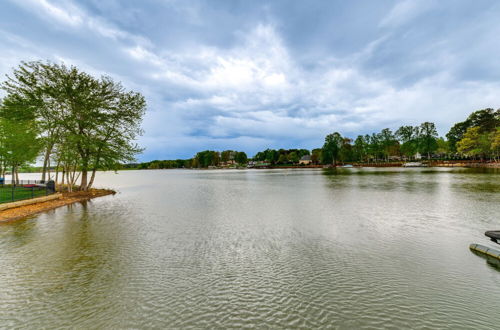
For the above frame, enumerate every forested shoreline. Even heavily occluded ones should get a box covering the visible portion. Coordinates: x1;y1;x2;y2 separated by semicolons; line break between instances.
129;108;500;169
1;62;499;175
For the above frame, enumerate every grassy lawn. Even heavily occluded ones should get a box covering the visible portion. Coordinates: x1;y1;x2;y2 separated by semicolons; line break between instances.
0;185;48;204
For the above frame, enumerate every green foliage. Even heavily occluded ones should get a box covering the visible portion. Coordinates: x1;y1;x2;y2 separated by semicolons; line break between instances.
221;150;234;163
457;127;482;158
491;128;500;161
194;150;220;168
396;126;417;159
234;151;248;164
254;148;309;165
0;114;42;171
339;138;353;162
322;132;343;165
288;151;299;164
1;61;146;190
416;122;438;157
436;137;450;156
311;148;322;164
446;108;500;153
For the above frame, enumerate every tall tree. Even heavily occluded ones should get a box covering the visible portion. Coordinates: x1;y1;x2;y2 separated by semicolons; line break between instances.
457;127;483;159
467;108;500;133
311;148;322;164
352;136;365;162
396;125;417;160
0;113;41;182
378;128;398;161
446;108;500;153
2;62;64;182
1;62;146;190
322;132;343;166
234;151;247;164
417;122;438;159
339;138;353;162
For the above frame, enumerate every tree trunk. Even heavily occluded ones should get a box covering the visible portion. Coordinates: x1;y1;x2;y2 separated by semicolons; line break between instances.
41;147;52;182
80;169;88;191
66;170;71;192
88;168;97;190
55;159;60;184
47;157;51;181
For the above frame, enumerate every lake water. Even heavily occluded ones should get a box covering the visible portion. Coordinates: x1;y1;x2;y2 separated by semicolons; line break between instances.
0;168;499;328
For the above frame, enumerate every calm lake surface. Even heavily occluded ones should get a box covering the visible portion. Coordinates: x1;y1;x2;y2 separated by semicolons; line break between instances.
0;168;499;328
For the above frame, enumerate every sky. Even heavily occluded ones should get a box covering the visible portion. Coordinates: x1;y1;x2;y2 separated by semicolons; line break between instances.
1;0;500;161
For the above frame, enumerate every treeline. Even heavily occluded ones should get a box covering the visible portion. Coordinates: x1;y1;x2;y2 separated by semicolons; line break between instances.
253;149;312;164
321;109;499;165
128;150;249;169
0;61;146;190
128;108;499;169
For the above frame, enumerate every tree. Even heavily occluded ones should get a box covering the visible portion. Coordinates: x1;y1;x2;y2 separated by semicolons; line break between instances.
0;111;42;182
296;149;310;159
221;150;234;163
417;122;438;159
396;125;417;160
353;135;367;162
288;151;299;164
436;138;450;158
322;132;343;166
467;108;500;133
311;148;322;164
457;127;482;159
193;150;220;168
339;138;353;162
446;109;500;153
2;62;66;182
491;128;500;162
378;128;398;161
367;133;381;161
277;153;288;164
446;121;470;154
234;151;247;164
2;62;146;190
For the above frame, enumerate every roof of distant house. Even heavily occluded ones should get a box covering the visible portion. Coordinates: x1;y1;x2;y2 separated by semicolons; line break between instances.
300;155;311;161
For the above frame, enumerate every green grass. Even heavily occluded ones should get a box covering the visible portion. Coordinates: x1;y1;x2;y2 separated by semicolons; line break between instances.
0;185;49;204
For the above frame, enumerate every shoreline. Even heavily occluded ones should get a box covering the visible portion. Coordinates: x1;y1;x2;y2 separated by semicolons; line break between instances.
0;189;115;223
121;162;500;170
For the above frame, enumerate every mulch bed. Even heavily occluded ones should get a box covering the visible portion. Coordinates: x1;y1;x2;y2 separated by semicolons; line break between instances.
0;189;115;223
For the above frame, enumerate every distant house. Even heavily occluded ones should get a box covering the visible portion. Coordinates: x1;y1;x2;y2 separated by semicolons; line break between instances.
388;155;401;161
299;155;312;165
221;160;236;167
414;152;422;160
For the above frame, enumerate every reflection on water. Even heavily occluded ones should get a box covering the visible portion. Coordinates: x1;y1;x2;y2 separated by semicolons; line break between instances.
470;249;500;272
0;168;499;328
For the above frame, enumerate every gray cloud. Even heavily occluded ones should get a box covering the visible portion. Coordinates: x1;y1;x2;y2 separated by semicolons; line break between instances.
1;0;500;160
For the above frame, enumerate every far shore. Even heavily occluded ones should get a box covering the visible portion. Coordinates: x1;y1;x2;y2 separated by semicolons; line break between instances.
119;161;500;170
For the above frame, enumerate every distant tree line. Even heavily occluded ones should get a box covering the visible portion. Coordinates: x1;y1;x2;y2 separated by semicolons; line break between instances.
253;149;311;165
127;150;249;169
320;108;499;165
0;61;146;190
128;108;499;169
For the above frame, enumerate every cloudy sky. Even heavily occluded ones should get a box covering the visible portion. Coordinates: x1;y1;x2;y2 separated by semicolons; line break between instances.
1;0;500;160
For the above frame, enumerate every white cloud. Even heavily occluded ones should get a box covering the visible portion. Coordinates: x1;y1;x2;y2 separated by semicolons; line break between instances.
379;0;433;28
3;1;500;159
